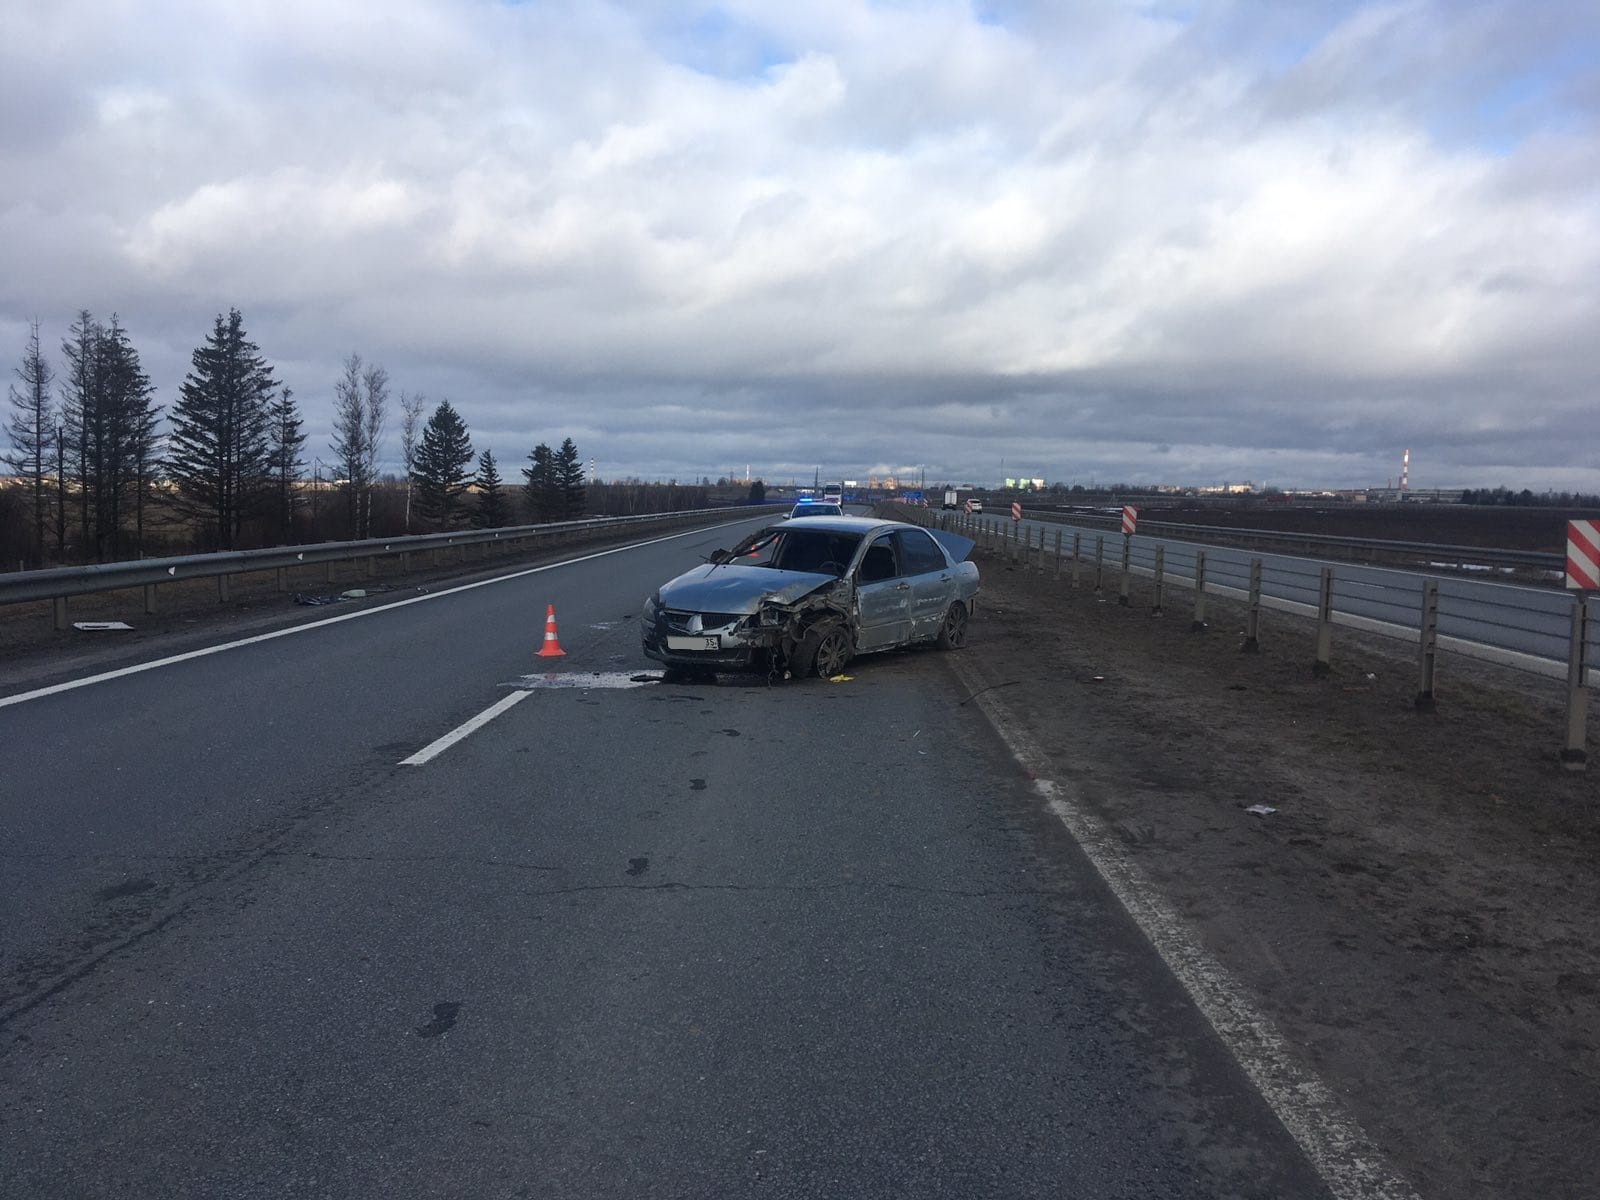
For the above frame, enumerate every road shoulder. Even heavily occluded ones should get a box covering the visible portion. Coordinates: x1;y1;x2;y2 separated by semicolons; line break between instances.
958;552;1600;1200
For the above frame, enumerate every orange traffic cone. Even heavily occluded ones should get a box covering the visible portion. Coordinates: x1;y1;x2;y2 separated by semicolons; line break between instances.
536;604;566;658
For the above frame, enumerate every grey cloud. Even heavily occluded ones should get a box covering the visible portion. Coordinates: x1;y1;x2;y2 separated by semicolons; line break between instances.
2;0;1597;493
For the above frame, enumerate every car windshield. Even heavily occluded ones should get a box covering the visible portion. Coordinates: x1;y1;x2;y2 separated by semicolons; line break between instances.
731;527;861;576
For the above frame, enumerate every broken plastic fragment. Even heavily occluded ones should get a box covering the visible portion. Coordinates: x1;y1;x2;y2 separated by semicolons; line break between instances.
1245;804;1277;816
828;674;853;683
72;621;132;631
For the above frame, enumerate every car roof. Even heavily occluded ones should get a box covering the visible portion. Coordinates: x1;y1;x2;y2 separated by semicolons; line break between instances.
766;516;916;535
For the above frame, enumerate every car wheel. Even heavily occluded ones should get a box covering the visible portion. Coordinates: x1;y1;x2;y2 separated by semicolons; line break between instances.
936;601;968;650
792;620;853;679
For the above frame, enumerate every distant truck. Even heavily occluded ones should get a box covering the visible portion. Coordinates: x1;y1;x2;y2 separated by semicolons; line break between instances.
822;482;843;503
942;490;959;509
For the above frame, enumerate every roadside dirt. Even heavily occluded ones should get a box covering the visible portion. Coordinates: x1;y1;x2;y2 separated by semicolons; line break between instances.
963;546;1599;1200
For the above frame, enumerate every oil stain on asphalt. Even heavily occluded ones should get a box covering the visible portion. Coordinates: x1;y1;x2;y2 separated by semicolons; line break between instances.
415;1002;461;1038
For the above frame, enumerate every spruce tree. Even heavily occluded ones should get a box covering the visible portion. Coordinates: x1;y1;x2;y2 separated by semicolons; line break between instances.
4;320;56;565
522;442;560;522
555;437;586;518
472;449;508;529
266;386;306;542
167;309;277;549
96;316;158;560
412;399;474;528
57;313;159;560
59;311;100;556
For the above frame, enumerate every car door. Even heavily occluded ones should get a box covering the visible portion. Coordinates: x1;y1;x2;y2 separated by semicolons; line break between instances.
896;528;955;640
853;532;911;650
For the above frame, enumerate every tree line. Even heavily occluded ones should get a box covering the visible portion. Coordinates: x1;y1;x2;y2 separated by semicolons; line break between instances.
1;309;627;569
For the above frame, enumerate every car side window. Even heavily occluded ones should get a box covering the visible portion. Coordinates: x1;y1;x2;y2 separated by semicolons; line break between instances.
858;534;899;582
896;529;946;575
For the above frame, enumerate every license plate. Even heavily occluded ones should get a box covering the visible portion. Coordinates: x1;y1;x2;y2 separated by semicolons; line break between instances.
666;635;720;651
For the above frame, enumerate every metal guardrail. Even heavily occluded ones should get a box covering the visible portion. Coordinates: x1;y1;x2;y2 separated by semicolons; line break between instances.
888;503;1596;767
1019;508;1562;575
1;505;778;629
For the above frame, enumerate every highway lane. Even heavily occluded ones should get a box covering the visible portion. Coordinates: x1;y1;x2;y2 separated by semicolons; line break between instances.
2;518;1335;1197
0;515;772;1016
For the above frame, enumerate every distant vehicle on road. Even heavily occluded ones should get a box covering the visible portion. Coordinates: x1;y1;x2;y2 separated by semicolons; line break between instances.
822;482;843;503
641;516;979;679
968;498;984;513
787;502;844;519
942;490;959;509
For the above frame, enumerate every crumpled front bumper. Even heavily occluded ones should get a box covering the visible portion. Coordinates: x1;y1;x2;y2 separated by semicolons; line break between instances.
640;610;780;670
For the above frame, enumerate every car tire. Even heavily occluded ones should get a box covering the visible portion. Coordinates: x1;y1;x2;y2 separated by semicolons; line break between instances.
791;620;853;679
936;601;968;650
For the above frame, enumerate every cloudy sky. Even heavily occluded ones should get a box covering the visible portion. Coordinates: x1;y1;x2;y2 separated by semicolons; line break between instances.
3;1;1598;492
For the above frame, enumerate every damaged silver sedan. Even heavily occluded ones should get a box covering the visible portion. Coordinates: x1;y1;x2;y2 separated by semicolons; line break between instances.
641;516;979;679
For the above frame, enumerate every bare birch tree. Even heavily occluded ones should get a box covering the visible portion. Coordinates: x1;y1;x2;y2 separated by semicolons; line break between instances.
360;362;387;537
330;354;368;538
399;390;426;532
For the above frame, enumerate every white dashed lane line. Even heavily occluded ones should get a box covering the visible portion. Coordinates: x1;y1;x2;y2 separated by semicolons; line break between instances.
398;691;533;766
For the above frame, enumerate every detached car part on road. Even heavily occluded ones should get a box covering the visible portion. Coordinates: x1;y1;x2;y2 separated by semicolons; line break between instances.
641;516;979;679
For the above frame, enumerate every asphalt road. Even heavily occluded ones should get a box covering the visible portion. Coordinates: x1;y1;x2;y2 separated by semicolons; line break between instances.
1;517;1333;1198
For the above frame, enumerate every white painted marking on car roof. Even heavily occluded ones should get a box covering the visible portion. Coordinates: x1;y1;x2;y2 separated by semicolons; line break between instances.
948;656;1420;1200
0;519;763;710
399;690;531;765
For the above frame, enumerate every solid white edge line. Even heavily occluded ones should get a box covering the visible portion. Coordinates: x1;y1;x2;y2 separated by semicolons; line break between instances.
948;656;1420;1200
399;690;531;766
0;517;762;710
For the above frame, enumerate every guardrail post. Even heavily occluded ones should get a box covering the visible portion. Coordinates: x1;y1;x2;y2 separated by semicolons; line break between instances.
402;551;411;573
1118;535;1131;605
1242;559;1262;652
54;596;67;631
1415;579;1439;711
1313;567;1334;676
1562;596;1590;771
366;555;377;578
144;584;157;614
1191;550;1207;631
276;567;287;592
1152;546;1165;615
1054;530;1063;580
218;574;230;604
1072;532;1082;588
326;559;336;584
1094;535;1105;593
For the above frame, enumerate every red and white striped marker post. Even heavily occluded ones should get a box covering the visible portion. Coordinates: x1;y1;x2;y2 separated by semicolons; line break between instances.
1563;521;1597;769
1011;501;1022;523
1118;506;1137;604
1568;520;1600;590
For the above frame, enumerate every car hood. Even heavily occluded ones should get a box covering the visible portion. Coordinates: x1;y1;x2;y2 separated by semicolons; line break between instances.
657;563;838;613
